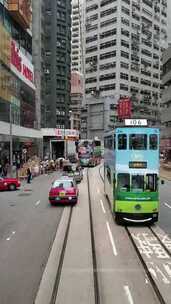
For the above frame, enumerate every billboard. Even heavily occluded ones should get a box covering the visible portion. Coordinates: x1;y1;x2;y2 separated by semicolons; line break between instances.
10;40;35;90
117;97;132;119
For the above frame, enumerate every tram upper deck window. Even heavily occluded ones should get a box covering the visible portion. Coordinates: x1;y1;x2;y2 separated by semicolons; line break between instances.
131;175;144;192
149;134;158;150
118;134;127;150
117;173;130;192
129;134;147;150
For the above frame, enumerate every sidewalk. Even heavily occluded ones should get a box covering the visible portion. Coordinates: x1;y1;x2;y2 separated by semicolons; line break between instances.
160;164;171;181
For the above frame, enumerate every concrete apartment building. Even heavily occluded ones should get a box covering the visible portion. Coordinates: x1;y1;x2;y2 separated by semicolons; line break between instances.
161;46;171;159
84;0;168;127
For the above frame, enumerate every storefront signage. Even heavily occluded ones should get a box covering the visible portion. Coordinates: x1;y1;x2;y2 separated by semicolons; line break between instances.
10;40;35;90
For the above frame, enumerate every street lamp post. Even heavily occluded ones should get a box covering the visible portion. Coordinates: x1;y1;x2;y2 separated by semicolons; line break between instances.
9;102;13;176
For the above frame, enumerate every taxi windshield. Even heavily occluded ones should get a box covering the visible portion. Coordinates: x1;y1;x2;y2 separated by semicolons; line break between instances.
52;180;74;189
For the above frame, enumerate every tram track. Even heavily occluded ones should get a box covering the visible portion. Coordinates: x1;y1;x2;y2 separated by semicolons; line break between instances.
50;207;73;304
125;226;166;304
98;165;171;304
87;168;101;304
48;169;100;304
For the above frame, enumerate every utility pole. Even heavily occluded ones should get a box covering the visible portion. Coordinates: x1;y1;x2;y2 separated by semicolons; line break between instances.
9;103;13;176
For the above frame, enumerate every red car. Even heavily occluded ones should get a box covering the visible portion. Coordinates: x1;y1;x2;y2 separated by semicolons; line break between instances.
49;177;78;205
0;177;21;191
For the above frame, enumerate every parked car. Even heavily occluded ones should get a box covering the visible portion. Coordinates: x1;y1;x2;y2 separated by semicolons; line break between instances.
49;177;78;205
0;177;21;191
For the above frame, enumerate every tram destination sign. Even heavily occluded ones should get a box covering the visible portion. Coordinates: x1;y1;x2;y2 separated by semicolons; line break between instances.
125;119;147;126
129;161;147;169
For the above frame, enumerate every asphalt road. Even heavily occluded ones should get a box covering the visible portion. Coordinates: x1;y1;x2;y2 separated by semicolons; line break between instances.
0;172;63;304
159;179;171;237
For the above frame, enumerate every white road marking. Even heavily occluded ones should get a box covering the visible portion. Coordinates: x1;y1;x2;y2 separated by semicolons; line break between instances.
164;203;171;209
106;222;117;256
35;200;41;206
100;199;106;214
124;285;134;304
6;231;16;241
97;188;100;193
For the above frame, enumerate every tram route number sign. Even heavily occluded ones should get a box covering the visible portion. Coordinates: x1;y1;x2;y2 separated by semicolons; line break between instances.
125;119;147;126
129;161;147;169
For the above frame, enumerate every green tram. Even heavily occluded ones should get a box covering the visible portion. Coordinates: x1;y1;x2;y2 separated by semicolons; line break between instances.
104;120;160;224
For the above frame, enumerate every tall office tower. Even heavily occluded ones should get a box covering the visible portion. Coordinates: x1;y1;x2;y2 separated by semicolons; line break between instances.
43;0;72;129
71;0;83;73
84;0;167;126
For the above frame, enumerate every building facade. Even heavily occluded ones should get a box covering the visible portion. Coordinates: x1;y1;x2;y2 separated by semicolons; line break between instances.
84;0;167;126
161;46;171;159
70;71;83;130
0;0;42;166
71;0;83;73
43;0;72;129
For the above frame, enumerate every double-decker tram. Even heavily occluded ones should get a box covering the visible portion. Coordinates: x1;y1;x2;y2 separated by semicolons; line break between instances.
104;119;160;224
78;139;102;167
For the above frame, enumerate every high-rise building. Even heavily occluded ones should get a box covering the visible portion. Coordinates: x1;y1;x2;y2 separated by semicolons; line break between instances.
167;1;171;44
0;0;42;165
71;0;83;73
84;0;167;126
161;46;171;160
42;0;72;129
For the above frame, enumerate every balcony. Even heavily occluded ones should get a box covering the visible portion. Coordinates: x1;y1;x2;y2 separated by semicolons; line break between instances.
7;0;31;29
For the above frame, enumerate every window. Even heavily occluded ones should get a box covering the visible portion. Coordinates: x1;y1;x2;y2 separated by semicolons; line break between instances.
104;136;113;149
117;173;130;192
118;134;127;150
131;175;144;192
146;174;158;192
129;134;147;150
149;134;158;150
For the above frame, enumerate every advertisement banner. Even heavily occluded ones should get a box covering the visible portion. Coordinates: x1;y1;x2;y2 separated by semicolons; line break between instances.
10;40;35;90
0;23;11;67
117;97;132;119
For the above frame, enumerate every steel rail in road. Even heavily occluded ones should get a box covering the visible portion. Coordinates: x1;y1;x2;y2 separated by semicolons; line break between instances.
48;169;100;304
98;166;171;304
87;168;101;304
126;227;166;304
50;207;73;304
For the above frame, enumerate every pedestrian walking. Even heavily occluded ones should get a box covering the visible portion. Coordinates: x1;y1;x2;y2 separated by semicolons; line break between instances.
27;167;32;184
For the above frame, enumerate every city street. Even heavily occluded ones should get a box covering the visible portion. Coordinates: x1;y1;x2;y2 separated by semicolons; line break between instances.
0;167;170;303
0;172;63;304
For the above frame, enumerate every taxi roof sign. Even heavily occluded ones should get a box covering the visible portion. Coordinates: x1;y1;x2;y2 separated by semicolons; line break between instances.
125;119;147;126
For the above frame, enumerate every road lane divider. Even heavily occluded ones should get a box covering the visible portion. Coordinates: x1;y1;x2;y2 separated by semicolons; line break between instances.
6;231;16;241
35;200;41;206
106;222;117;256
100;199;106;214
164;202;171;209
124;285;134;304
